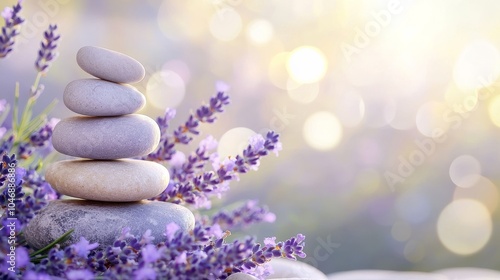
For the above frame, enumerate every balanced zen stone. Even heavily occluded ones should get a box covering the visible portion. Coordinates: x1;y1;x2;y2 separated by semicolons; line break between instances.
77;46;145;83
268;259;328;279
52;114;160;159
64;79;145;116
46;159;169;202
24;200;195;249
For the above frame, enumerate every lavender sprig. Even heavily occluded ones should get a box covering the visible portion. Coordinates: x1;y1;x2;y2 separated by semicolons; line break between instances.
35;24;61;73
0;1;24;59
147;88;230;162
17;118;59;160
211;200;276;231
153;132;282;208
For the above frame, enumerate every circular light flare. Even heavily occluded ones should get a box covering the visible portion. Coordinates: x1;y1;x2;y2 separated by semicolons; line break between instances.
218;127;256;160
146;70;185;109
303;111;342;150
415;101;450;137
354;168;380;195
453;40;500;91
445;84;478;113
454;176;499;213
268;52;291;90
449;155;482;188
404;240;425;263
488;95;500;127
162;60;191;84
334;91;365;128
287;79;319;104
287;46;327;84
209;9;242;41
391;220;412;242
362;96;396;128
246;19;274;45
437;199;492;255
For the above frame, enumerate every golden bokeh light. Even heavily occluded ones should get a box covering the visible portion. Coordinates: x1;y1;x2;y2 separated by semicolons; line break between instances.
334;90;365;128
218;127;256;160
437;199;492;255
303;111;342;150
268;52;291;90
488;95;500;127
287;46;327;84
453;40;500;91
449;155;482;188
454;176;499;213
391;220;412;242
415;101;450;137
209;9;242;41
146;70;185;109
287;79;320;104
246;19;274;45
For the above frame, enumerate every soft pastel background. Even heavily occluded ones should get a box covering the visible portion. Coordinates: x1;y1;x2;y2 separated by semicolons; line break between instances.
2;0;500;275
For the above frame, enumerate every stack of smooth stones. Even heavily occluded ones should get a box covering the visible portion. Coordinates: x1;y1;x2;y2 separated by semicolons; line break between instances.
25;46;194;249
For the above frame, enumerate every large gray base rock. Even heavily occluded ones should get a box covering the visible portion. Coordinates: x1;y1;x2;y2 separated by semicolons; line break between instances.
24;199;194;249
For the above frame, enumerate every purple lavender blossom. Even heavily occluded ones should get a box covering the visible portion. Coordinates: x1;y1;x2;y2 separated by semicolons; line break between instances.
65;269;94;280
22;271;53;280
146;89;230;162
35;24;61;73
0;82;308;279
211;200;276;231
17;117;59;159
0;1;23;58
73;237;98;258
152;131;282;209
0;135;14;157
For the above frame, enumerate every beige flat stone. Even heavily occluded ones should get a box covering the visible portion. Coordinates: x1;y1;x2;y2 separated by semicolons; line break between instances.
46;159;169;202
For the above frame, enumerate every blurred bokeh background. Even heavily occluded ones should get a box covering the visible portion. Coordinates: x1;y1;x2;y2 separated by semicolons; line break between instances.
2;0;500;275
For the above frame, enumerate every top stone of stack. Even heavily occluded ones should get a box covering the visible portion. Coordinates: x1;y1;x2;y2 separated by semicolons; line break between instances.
77;46;145;84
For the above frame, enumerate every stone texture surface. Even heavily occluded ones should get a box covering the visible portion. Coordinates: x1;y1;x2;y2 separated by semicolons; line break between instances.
267;259;328;280
227;273;259;280
24;200;195;249
77;46;145;83
327;271;447;280
435;267;500;279
64;79;145;116
52;114;160;159
46;159;169;202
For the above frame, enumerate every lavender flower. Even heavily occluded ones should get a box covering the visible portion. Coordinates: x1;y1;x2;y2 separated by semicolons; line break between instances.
0;1;23;58
146;89;230;162
0;74;308;279
66;269;94;280
35;24;61;73
211;200;276;231
152;131;282;209
17;117;59;159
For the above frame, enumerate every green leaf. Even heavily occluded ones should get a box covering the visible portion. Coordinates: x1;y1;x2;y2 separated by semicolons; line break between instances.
29;228;74;261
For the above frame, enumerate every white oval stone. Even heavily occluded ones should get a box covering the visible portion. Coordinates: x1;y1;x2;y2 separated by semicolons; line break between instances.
268;259;328;280
435;267;500;279
52;114;160;159
46;159;169;202
77;46;145;83
24;200;195;249
64;79;145;116
227;273;259;280
327;271;447;280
